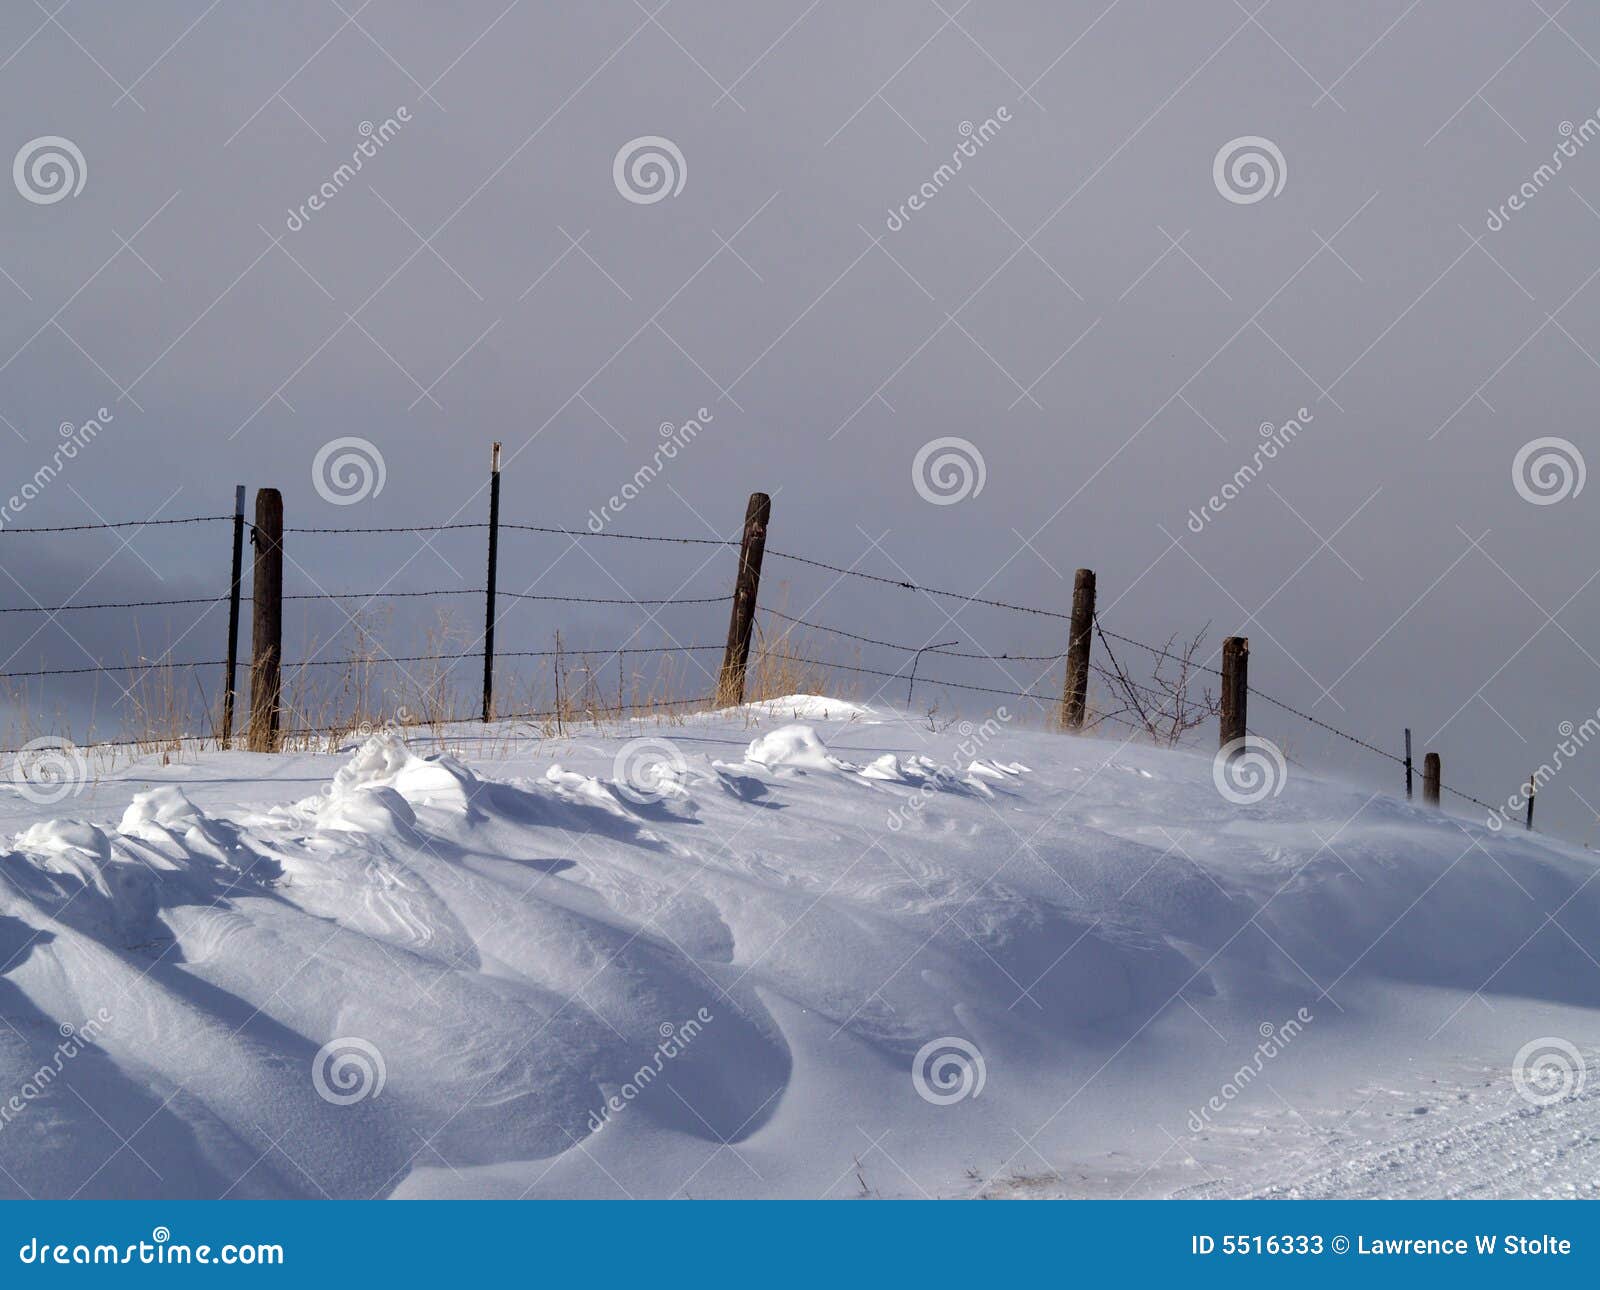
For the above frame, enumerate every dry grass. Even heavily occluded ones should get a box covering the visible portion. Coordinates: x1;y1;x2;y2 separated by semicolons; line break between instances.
3;598;1193;774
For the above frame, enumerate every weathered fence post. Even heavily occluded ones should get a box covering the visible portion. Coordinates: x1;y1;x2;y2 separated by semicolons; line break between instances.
220;484;246;748
1220;636;1248;747
247;488;284;752
717;492;770;707
1422;752;1441;807
481;442;501;722
1059;567;1095;731
1526;773;1536;831
1403;727;1413;800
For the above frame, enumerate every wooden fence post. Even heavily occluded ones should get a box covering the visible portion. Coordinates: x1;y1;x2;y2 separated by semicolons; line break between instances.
481;442;501;722
1422;752;1441;807
717;492;770;707
1059;568;1095;731
220;484;246;749
1220;636;1248;747
248;488;284;752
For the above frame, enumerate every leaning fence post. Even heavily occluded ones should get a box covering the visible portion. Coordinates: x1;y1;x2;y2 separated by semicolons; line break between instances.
1526;773;1536;831
1059;568;1095;731
481;442;501;722
1220;636;1248;747
1403;727;1413;800
248;488;284;752
220;484;246;749
717;492;770;708
1422;752;1441;807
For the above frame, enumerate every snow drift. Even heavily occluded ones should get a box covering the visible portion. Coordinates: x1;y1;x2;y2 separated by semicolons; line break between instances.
0;699;1597;1199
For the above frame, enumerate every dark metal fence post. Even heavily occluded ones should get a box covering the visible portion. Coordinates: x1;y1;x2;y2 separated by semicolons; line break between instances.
220;484;245;748
717;492;770;707
481;442;501;722
247;488;284;752
1404;727;1413;800
1526;773;1536;830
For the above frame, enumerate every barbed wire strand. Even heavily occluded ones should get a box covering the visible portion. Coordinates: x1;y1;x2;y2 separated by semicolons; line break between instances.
0;516;231;534
287;522;733;546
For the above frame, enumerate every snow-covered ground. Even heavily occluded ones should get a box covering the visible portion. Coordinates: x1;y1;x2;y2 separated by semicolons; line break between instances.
1;696;1597;1199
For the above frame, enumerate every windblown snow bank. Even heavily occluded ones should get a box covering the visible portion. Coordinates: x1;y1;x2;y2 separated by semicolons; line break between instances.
0;697;1596;1199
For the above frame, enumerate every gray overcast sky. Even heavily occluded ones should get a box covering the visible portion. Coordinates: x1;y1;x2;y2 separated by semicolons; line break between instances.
5;1;1600;841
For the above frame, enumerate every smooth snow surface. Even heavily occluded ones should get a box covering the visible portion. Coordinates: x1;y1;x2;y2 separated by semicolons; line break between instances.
1;697;1597;1199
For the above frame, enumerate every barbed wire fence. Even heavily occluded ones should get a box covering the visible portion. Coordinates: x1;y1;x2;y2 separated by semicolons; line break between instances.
0;473;1519;829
